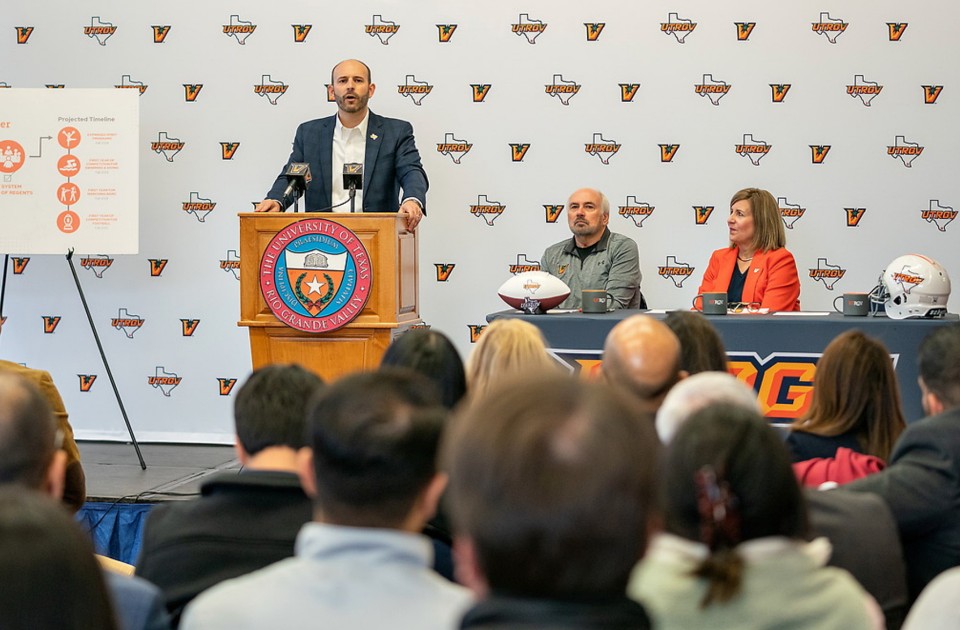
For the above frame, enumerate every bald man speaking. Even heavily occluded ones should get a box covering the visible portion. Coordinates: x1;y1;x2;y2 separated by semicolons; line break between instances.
256;59;427;232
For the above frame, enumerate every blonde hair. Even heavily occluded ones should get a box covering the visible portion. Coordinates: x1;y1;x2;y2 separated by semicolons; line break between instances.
729;188;785;252
466;319;557;399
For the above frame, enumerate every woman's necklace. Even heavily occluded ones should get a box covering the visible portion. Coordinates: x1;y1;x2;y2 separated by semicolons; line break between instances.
737;254;753;262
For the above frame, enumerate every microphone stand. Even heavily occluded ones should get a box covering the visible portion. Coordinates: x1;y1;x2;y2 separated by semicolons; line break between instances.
349;183;357;213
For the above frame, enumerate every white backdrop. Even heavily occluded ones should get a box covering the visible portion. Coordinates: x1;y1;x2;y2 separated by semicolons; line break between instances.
1;1;957;442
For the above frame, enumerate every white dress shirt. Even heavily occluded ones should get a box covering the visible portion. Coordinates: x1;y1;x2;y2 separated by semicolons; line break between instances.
331;112;368;212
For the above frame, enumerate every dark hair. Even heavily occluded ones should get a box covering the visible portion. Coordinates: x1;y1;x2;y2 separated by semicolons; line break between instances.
791;330;905;459
665;404;807;607
665;311;728;374
233;365;324;455
444;374;660;598
306;369;445;527
0;488;117;629
381;329;467;409
0;374;57;488
919;323;960;409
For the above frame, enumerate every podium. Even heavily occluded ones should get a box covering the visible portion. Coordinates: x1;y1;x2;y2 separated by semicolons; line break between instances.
238;212;421;381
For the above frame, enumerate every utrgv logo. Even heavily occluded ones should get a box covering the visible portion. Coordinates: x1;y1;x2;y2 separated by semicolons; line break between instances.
12;257;30;274
846;74;882;107
810;145;831;164
921;200;956;232
887;22;908;41
585;133;620;165
398;75;433;106
544;204;564;223
545;74;580;106
661;13;696;43
470;195;506;226
808;258;846;289
183;84;203;102
148;259;168;277
770;84;792;103
254;75;288;105
509;254;540;274
220;142;240;160
845;208;867;227
434;264;456;282
694;74;731;105
887;135;924;168
218;378;238;396
735;22;756;41
659;144;680;162
512;14;547;44
84;17;117;46
292;24;312;42
112;308;144;338
658;256;695;288
778;197;805;229
468;324;488;343
152;25;171;43
151;132;184;162
116;75;147;95
223;15;256;45
694;206;714;225
811;12;847;44
728;352;820;420
437;133;472;164
509;143;531;162
81;254;114;278
923;85;943;104
471;84;492;102
78;375;97;392
42;316;62;334
16;27;34;44
618;196;655;227
584;23;605;41
437;24;457;42
619;83;640;102
366;15;400;44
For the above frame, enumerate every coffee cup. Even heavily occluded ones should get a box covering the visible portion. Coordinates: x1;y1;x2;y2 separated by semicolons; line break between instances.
582;290;613;313
834;292;869;316
694;292;727;315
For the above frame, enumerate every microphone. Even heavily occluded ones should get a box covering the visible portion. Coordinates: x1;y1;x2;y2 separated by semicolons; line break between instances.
343;163;363;194
281;163;312;200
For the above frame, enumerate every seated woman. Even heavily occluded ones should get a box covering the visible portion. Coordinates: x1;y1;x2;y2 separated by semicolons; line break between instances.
629;404;881;630
787;330;906;486
696;187;800;312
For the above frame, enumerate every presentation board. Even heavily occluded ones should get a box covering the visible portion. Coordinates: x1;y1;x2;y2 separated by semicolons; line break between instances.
0;89;139;255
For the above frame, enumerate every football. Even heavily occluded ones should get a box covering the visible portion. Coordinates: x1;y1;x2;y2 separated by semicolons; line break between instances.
497;271;571;311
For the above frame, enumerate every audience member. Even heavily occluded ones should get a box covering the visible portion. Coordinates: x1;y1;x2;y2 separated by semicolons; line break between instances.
136;365;322;625
649;370;908;628
603;314;686;412
0;358;85;510
664;311;728;374
180;370;472;630
0;372;170;630
846;322;960;601
444;374;659;628
629;404;881;630
655;371;759;444
381;328;467;409
0;488;117;630
788;330;905;485
381;332;465;579
901;565;960;630
466;318;557;399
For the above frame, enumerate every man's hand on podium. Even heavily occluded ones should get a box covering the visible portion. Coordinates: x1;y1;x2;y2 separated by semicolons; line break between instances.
255;199;282;213
398;199;423;231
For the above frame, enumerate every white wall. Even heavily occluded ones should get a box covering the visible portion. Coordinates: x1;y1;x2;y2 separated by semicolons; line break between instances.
1;1;956;442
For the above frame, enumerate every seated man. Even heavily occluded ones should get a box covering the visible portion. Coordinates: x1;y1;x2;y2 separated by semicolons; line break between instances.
603;314;687;413
541;187;643;310
136;365;323;625
0;372;169;630
180;370;472;630
443;374;659;628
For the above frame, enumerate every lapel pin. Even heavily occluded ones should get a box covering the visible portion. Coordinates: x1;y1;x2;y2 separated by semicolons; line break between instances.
370;133;378;140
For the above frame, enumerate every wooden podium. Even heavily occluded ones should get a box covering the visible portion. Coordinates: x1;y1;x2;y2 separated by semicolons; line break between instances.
238;212;421;381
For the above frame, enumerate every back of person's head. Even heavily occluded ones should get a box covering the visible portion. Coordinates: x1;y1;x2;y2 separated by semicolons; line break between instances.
0;373;58;489
466;319;556;398
603;314;684;410
444;374;660;599
234;364;324;455
665;404;807;607
792;330;905;459
918;322;960;411
381;329;467;409
305;368;446;528
656;372;760;444
664;311;728;374
0;488;117;630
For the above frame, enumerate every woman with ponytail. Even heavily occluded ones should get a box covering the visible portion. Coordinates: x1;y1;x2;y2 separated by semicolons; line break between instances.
628;404;882;630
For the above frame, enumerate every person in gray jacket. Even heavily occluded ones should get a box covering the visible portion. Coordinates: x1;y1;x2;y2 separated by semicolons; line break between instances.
541;187;644;310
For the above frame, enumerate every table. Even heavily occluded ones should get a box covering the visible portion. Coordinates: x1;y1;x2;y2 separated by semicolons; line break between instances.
487;310;959;422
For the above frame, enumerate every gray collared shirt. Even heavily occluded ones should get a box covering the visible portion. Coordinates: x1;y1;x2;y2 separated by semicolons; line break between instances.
541;228;642;309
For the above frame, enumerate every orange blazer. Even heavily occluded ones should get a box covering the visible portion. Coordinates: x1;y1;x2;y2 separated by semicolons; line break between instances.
697;247;801;312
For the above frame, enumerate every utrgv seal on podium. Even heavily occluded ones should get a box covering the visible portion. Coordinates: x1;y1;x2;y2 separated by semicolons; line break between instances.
259;218;372;332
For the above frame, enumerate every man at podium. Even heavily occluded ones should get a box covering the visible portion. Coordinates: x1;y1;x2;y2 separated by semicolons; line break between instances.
255;59;428;232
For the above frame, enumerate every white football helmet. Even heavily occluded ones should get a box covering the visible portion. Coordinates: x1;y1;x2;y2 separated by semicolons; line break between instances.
869;254;951;319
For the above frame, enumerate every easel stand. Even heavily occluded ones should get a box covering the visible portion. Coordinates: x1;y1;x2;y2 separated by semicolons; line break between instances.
65;249;146;470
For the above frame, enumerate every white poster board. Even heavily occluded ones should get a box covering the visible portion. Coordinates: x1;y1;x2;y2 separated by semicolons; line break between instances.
0;89;138;255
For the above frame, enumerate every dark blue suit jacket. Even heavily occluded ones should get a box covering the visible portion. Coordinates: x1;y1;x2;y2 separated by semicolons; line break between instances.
265;111;428;213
